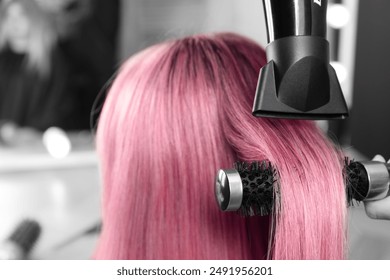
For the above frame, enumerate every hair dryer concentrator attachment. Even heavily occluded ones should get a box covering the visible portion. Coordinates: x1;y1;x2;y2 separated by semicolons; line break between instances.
216;159;390;216
253;0;349;119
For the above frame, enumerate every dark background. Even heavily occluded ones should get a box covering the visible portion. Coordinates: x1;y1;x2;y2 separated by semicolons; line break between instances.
350;0;390;159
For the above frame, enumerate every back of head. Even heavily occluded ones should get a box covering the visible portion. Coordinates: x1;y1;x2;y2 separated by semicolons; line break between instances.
94;33;347;260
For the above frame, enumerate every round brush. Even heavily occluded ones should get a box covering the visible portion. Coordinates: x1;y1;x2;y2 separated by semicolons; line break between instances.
345;159;390;203
0;219;41;260
215;161;277;216
215;159;390;216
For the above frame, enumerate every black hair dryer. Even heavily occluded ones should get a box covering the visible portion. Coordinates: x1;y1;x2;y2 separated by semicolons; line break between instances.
253;0;349;120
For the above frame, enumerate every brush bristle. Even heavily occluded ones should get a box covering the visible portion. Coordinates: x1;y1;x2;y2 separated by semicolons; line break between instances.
344;157;369;204
234;161;277;216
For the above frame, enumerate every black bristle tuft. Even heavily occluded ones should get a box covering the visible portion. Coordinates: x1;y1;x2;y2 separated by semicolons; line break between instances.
9;219;41;255
234;161;277;216
344;157;369;205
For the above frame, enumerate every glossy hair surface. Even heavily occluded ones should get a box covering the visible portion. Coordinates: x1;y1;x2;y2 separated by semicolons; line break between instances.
94;33;347;259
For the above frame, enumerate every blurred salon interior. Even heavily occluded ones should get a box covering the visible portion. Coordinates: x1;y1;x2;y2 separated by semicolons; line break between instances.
0;0;389;259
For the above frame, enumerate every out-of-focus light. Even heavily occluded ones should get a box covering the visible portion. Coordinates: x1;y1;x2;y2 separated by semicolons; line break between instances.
42;127;71;159
327;4;350;29
330;61;348;83
50;179;67;206
0;122;16;143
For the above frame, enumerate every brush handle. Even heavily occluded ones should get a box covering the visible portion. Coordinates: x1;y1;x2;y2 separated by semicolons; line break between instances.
263;0;328;43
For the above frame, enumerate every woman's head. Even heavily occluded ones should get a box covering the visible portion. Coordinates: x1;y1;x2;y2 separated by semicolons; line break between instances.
0;0;57;75
94;33;347;259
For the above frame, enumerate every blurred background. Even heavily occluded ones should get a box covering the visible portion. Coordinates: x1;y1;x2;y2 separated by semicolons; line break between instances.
0;0;389;260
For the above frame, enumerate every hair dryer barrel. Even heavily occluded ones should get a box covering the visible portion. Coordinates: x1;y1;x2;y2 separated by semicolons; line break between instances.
264;0;327;42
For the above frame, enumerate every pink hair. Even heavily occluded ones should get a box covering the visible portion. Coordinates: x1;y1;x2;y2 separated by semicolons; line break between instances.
94;33;347;259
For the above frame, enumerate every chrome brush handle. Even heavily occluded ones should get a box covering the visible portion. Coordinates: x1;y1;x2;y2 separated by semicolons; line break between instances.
215;169;243;212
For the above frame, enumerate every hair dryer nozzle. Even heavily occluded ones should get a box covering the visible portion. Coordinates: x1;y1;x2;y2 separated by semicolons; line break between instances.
253;36;348;120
